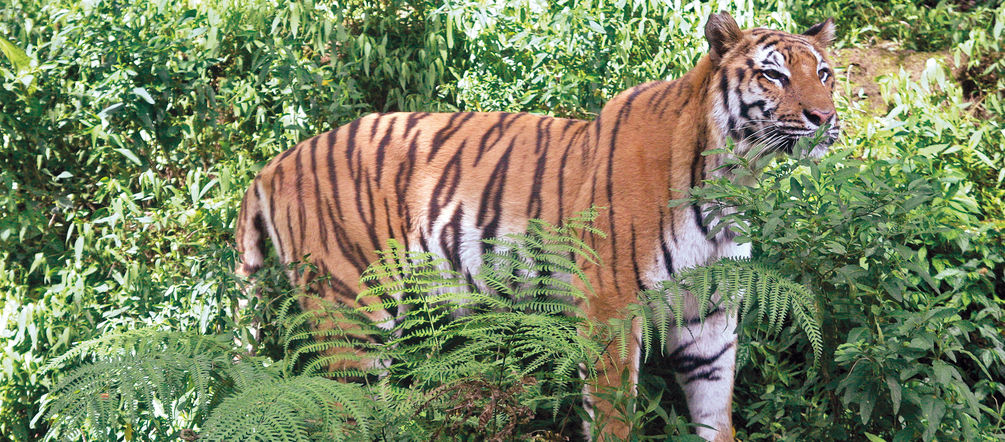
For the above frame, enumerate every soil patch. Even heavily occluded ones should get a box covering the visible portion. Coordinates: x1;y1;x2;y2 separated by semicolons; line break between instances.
833;42;955;115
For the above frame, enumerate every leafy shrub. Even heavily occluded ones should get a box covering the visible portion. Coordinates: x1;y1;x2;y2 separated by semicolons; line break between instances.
444;0;795;118
0;0;459;436
689;70;1005;440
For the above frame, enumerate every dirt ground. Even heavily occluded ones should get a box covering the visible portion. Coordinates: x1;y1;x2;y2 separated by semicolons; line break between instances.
832;42;955;114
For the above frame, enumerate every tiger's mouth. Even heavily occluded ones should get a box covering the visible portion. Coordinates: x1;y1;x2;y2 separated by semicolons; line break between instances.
775;125;840;159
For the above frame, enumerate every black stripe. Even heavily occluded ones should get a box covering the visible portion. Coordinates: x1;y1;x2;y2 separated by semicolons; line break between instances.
326;131;346;220
345;118;362;182
690;138;709;237
440;206;464;273
278;144;297;161
630;225;645;289
369;114;380;142
534;117;547;154
527;121;548;218
557;123;586;217
474;113;510;166
659;212;674;273
309;137;330;254
358;172;381;252
375;116;398;183
383;198;396;244
244;212;267;275
684;368;722;384
429;140;466;222
294;144;308;257
755;33;778;46
477;138;517;254
397;130;421;224
404;112;429;135
739;99;766;120
685;306;725;326
718;73;730;114
285;205;298;268
270;165;286;260
671;341;734;374
430;113;476;162
647;82;675;109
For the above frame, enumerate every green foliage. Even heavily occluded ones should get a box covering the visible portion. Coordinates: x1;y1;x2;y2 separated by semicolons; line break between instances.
0;0;455;436
3;0;1005;440
317;212;609;435
39;326;392;441
686;66;1005;439
632;259;822;369
199;377;381;442
444;0;795;118
40;328;273;440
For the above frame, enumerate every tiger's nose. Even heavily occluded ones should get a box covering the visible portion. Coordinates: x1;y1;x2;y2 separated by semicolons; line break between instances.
803;108;836;127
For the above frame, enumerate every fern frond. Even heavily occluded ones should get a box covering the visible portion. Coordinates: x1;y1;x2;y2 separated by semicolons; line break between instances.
41;327;280;440
633;259;822;365
199;377;378;442
41;327;233;373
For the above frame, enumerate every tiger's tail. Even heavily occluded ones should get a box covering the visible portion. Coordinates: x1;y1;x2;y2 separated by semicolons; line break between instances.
235;178;269;278
234;178;275;348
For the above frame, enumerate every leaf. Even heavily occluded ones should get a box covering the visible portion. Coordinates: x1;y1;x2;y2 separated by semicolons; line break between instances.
0;36;31;74
132;87;155;104
885;376;902;415
859;386;876;424
921;397;945;441
932;360;955;385
918;143;948;157
98;103;125;119
73;236;84;267
865;432;887;442
115;148;143;166
907;335;933;352
29;253;45;275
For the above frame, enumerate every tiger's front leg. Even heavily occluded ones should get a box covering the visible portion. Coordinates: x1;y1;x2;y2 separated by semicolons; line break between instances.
668;306;738;442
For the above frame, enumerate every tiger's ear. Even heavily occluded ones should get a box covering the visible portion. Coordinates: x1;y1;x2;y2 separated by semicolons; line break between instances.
803;18;836;47
705;11;743;64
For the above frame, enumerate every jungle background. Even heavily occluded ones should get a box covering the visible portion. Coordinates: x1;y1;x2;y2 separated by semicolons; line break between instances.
1;0;1004;440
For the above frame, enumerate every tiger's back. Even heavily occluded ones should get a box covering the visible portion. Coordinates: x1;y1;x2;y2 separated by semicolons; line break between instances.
236;111;594;302
235;12;839;441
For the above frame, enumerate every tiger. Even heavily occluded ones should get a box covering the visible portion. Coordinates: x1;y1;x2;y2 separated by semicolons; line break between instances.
234;12;839;441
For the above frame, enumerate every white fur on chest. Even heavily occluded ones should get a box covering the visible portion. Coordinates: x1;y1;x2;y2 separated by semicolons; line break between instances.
642;212;751;290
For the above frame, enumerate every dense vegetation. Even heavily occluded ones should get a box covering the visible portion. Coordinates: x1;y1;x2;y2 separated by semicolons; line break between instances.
1;0;1003;440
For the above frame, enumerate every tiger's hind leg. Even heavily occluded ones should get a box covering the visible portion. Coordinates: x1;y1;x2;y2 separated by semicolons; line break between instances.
668;308;738;442
580;312;644;440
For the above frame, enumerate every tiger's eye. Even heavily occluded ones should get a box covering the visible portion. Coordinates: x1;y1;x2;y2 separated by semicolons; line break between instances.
762;70;785;82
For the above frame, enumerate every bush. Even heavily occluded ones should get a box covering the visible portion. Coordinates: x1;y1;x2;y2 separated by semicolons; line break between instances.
690;68;1005;440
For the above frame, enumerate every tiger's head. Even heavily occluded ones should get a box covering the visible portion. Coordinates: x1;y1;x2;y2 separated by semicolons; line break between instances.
705;12;839;160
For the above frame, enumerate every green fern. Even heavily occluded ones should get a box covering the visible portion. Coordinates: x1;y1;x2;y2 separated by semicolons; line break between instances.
630;258;823;367
357;210;607;416
198;377;379;442
40;328;272;440
276;294;385;378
